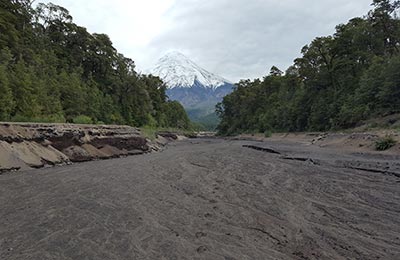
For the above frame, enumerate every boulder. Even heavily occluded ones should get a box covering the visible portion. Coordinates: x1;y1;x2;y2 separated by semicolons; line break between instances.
62;146;93;162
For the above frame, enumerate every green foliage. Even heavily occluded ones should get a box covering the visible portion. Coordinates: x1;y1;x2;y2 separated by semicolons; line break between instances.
140;126;196;141
0;1;191;129
72;115;93;124
187;109;220;131
140;126;159;140
264;130;272;138
11;114;66;123
0;64;14;121
375;135;397;150
217;1;400;135
159;101;191;129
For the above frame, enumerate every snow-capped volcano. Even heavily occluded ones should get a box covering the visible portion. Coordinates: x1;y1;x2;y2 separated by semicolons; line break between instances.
151;51;230;90
150;51;234;130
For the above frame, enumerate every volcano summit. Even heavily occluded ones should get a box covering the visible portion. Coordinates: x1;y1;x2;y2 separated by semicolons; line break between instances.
151;52;233;128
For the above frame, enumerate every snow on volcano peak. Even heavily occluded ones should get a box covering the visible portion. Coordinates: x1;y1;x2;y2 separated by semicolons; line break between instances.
151;51;230;89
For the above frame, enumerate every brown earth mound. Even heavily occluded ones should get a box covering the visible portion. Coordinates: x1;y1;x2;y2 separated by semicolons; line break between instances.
0;123;177;173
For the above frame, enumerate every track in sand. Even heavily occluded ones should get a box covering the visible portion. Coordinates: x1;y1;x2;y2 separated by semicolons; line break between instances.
1;138;399;259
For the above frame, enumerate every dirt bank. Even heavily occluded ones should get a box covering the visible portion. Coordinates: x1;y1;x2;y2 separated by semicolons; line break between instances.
233;130;400;155
0;123;182;173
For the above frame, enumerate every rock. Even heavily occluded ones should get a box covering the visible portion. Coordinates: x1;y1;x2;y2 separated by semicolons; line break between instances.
176;135;189;141
155;135;169;146
0;141;28;171
196;246;208;254
147;143;163;152
9;141;69;168
127;150;145;155
62;146;93;162
98;145;128;158
80;133;92;144
90;136;149;152
81;144;110;159
243;145;281;154
41;139;52;147
156;131;178;140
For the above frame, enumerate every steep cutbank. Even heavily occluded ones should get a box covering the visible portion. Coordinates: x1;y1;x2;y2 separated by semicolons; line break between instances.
0;123;184;173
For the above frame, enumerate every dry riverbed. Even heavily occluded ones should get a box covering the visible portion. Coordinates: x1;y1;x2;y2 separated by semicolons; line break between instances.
1;137;399;259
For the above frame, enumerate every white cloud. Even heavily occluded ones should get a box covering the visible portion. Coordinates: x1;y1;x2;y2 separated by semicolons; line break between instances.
37;0;175;72
149;0;373;81
36;0;373;81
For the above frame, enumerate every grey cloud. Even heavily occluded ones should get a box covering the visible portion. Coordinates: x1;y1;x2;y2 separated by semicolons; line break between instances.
148;0;372;81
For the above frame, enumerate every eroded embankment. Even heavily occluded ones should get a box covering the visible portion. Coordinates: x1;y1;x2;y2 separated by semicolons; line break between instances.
242;140;400;179
0;123;179;173
233;130;400;154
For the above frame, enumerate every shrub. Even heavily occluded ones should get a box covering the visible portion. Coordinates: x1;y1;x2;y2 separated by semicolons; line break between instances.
264;130;272;138
11;114;66;123
72;115;93;124
375;135;397;151
369;122;379;129
140;126;157;140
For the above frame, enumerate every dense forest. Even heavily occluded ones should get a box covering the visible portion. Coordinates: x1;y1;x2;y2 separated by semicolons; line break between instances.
217;0;400;135
0;0;190;129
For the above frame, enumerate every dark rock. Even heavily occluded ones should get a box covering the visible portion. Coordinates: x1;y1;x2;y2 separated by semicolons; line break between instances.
156;131;178;140
62;146;93;162
196;246;208;254
243;145;281;154
90;136;149;152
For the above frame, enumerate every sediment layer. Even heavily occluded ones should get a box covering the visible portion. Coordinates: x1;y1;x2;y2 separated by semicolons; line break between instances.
0;123;176;173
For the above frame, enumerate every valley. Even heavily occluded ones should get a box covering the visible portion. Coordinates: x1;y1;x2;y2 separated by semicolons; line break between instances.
1;1;400;259
1;137;399;259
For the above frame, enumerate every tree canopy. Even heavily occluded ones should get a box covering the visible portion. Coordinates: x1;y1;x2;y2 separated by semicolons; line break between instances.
0;1;190;129
217;0;400;135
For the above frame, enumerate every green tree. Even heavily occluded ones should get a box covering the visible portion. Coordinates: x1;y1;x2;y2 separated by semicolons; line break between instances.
0;1;192;128
0;64;14;120
217;0;400;135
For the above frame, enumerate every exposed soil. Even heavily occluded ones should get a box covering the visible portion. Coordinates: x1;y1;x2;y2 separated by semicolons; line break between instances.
1;138;399;259
0;123;179;172
235;130;400;155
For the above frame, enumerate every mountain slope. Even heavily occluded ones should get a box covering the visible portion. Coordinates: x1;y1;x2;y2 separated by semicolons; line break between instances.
152;51;229;90
151;52;234;129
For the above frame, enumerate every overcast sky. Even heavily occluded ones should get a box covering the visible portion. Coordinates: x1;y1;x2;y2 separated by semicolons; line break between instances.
38;0;372;82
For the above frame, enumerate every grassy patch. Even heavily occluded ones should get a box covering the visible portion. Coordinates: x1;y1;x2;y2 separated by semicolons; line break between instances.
72;115;93;124
375;135;397;151
11;114;66;123
140;126;196;140
140;126;159;140
264;130;272;138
